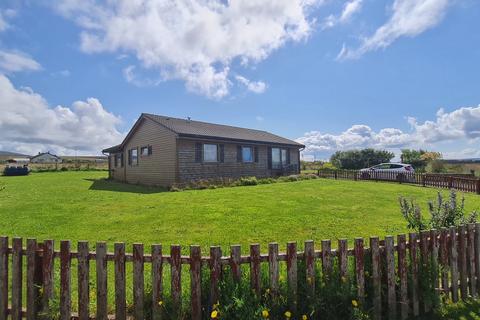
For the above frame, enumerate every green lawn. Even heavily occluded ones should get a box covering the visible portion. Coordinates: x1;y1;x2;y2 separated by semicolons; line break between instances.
1;171;480;253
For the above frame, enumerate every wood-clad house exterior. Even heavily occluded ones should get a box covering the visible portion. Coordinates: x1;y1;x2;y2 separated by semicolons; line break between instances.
103;113;304;187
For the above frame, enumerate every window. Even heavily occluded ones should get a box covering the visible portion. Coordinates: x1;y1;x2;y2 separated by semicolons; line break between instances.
203;144;218;162
129;148;138;166
114;153;124;167
281;149;288;165
141;146;152;156
242;146;253;163
272;148;281;168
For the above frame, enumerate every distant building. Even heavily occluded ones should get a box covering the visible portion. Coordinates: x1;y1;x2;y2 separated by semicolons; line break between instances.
6;158;30;165
30;152;62;164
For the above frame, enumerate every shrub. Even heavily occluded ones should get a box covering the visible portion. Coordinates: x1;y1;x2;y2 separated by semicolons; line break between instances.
237;176;258;186
399;189;478;232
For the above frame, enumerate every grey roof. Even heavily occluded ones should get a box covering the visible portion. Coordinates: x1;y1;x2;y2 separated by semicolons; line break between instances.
144;113;304;147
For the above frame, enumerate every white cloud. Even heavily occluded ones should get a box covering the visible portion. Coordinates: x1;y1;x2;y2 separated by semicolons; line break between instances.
338;0;450;59
256;116;264;122
297;105;480;158
323;0;363;29
123;65;163;87
0;50;42;73
235;75;267;94
53;0;319;98
0;9;16;32
0;74;124;155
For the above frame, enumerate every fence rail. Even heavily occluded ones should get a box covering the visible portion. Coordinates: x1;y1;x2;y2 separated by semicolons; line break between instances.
1;224;480;319
317;169;480;194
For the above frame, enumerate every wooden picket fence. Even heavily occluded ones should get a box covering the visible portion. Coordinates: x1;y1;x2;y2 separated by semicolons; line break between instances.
1;224;479;320
317;169;480;194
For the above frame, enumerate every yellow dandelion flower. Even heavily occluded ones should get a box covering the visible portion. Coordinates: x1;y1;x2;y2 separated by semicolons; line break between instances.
158;300;163;306
266;288;271;294
211;310;218;319
262;309;269;318
352;300;358;307
284;310;292;318
302;315;308;320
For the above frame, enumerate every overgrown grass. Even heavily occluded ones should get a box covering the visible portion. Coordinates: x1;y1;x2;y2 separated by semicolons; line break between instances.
1;171;480;253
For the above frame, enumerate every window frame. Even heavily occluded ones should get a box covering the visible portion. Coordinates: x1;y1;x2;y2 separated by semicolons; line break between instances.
129;148;139;166
241;146;254;163
140;146;152;157
203;144;218;163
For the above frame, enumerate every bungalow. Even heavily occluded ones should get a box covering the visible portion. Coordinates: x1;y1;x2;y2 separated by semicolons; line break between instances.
102;113;305;187
30;152;62;164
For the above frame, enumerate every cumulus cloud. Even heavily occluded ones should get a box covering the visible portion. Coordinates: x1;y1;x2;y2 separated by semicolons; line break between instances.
338;0;450;59
53;0;319;98
0;50;42;73
323;0;363;29
235;75;267;94
0;74;124;155
297;105;480;158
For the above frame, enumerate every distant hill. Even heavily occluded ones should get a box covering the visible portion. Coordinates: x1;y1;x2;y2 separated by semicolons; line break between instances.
444;158;480;163
0;151;31;158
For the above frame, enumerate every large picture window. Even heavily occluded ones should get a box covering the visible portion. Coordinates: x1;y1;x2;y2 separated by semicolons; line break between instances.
281;149;288;165
272;148;281;168
242;146;253;163
203;144;218;162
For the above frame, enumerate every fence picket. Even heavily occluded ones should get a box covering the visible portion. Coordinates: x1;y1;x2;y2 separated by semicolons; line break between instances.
42;239;54;314
476;224;480;293
133;243;145;320
385;236;396;319
467;224;477;297
211;246;222;304
430;229;439;300
230;245;241;283
26;239;37;320
11;238;22;320
370;237;381;320
458;225;468;299
60;240;71;320
439;228;449;294
190;246;202;320
78;241;90;320
250;244;261;295
171;244;182;316
96;242;108;320
321;240;332;281
354;238;365;304
115;243;127;320
420;231;431;313
397;234;408;320
449;227;459;302
0;237;7;320
151;244;163;320
338;239;348;284
305;240;315;295
287;242;298;313
269;243;279;295
409;233;419;316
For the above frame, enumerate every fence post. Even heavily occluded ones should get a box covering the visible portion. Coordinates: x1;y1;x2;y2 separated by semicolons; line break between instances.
287;242;298;313
11;238;23;320
26;239;37;320
334;171;338;180
60;240;71;320
354;238;365;305
133;243;145;320
269;243;280;296
476;179;480;195
370;237;381;320
397;234;408;320
304;241;315;296
151;244;163;320
190;246;202;320
0;237;8;320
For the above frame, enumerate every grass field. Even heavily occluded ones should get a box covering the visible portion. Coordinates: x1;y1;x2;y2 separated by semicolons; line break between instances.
1;171;480;253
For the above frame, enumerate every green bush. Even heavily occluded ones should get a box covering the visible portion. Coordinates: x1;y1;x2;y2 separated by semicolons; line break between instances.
399;189;478;232
237;176;258;186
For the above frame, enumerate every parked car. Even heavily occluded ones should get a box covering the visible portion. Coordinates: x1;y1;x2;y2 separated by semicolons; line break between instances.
359;163;414;180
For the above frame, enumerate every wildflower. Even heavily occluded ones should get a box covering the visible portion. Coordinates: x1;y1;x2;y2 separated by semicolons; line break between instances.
262;309;269;318
341;276;347;283
302;315;308;320
307;276;313;284
284;311;292;319
158;300;163;306
213;302;220;310
352;300;358;308
211;310;218;319
265;288;271;294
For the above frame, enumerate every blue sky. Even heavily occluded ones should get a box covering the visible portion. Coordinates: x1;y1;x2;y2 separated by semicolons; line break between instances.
0;0;479;159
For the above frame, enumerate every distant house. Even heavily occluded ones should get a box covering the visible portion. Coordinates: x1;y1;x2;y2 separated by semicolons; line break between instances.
30;152;62;164
102;113;305;187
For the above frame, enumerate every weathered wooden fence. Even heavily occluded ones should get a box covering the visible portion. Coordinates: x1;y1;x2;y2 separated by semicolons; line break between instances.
1;224;480;319
317;169;480;194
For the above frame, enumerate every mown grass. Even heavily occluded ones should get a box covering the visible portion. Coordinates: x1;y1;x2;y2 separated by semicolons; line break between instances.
1;171;480;253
